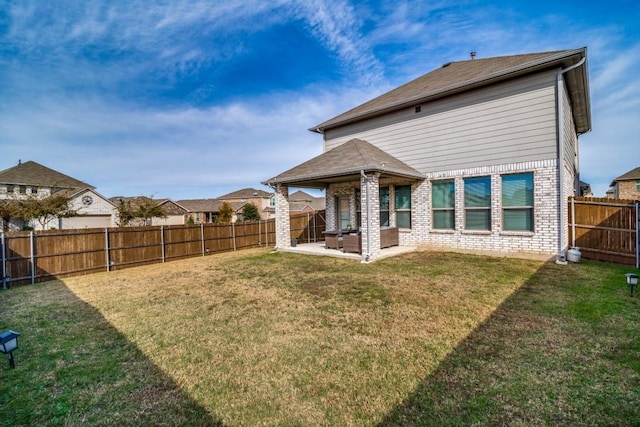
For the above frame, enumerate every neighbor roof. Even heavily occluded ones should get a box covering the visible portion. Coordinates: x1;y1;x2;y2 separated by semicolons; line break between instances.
0;160;94;190
610;166;640;186
218;188;273;199
176;199;246;213
263;138;424;187
312;48;590;134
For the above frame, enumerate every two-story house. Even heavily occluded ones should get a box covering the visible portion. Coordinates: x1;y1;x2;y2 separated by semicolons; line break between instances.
609;167;640;201
217;188;275;220
0;160;116;230
265;48;591;262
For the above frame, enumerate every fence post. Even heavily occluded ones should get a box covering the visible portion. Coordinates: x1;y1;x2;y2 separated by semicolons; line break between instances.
29;231;35;285
571;197;576;248
1;232;6;289
232;222;236;251
161;226;166;263
105;228;111;271
258;220;262;247
201;223;205;256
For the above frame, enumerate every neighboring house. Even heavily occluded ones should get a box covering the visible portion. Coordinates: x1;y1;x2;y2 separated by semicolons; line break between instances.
608;167;640;200
265;48;591;262
217;188;275;219
289;190;326;212
177;199;246;223
109;196;187;226
579;181;592;197
0;160;116;230
109;196;187;227
155;199;188;225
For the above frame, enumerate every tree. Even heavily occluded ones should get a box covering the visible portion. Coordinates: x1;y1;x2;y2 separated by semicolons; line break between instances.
135;197;167;226
115;197;167;227
217;201;234;223
241;203;260;221
18;193;76;229
0;198;20;231
115;199;136;227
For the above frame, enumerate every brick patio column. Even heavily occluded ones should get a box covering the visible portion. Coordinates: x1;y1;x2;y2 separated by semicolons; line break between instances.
274;184;291;248
361;172;381;262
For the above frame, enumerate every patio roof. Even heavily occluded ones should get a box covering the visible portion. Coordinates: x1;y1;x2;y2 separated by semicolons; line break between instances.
263;138;424;188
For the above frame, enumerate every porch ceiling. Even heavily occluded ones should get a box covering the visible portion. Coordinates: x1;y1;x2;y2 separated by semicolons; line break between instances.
263;138;425;188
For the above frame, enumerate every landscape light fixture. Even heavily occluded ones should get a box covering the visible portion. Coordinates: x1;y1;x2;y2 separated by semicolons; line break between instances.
0;330;20;369
626;273;639;297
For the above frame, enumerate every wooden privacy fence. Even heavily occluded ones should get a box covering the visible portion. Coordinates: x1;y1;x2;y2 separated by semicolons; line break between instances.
569;197;639;267
1;211;326;286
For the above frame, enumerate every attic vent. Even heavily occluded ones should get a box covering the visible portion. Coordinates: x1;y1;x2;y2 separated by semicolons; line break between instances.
415;106;421;113
442;62;451;68
252;192;258;196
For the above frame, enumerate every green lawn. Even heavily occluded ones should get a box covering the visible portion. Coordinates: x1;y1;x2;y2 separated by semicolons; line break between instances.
0;249;638;426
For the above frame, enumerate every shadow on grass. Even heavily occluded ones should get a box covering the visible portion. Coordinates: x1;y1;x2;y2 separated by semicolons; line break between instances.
379;261;640;426
0;280;224;426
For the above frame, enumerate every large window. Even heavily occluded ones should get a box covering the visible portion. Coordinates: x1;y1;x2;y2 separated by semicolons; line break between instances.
380;187;390;227
355;189;362;227
336;196;350;229
432;180;455;229
395;185;411;229
502;173;534;231
464;176;491;230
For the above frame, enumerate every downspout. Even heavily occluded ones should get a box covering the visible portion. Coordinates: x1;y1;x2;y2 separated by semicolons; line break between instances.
361;170;371;262
556;56;586;262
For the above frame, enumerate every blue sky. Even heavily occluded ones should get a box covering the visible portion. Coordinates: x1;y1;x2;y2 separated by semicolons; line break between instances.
0;0;638;200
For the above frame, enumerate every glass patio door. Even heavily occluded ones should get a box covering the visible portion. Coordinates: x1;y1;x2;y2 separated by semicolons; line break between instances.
337;196;350;229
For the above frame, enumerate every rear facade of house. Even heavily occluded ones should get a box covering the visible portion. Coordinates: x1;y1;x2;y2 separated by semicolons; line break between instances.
267;48;591;261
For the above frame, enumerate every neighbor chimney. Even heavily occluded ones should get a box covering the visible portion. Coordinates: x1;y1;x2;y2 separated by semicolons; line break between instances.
470;51;476;60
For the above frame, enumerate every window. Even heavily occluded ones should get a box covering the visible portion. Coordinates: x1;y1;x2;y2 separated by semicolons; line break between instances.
355;189;362;227
464;177;491;230
432;180;455;229
636;180;640;191
336;196;350;229
502;173;534;231
395;185;411;228
380;187;390;227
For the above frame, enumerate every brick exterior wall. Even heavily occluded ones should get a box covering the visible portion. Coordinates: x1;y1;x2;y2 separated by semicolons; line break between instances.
616;180;640;201
409;159;563;258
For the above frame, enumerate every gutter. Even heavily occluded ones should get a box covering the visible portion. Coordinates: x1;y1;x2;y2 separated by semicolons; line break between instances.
556;56;586;263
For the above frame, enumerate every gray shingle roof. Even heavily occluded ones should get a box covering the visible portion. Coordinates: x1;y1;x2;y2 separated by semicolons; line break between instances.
0;160;94;190
611;166;640;186
176;199;246;213
217;188;273;199
312;48;590;134
263;138;424;187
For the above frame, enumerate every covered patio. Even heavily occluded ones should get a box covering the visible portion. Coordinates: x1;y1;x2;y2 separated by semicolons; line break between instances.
263;138;425;263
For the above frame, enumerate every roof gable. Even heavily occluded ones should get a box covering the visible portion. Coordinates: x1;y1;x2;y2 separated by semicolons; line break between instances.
0;160;94;190
312;48;590;134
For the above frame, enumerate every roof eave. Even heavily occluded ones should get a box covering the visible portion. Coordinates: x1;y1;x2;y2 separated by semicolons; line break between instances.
311;48;589;134
263;166;424;187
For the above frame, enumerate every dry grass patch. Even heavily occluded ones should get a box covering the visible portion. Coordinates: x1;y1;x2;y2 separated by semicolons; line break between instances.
2;248;637;426
49;249;540;425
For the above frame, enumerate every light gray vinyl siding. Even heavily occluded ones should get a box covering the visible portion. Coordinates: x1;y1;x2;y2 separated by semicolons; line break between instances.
324;69;560;174
562;82;578;171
